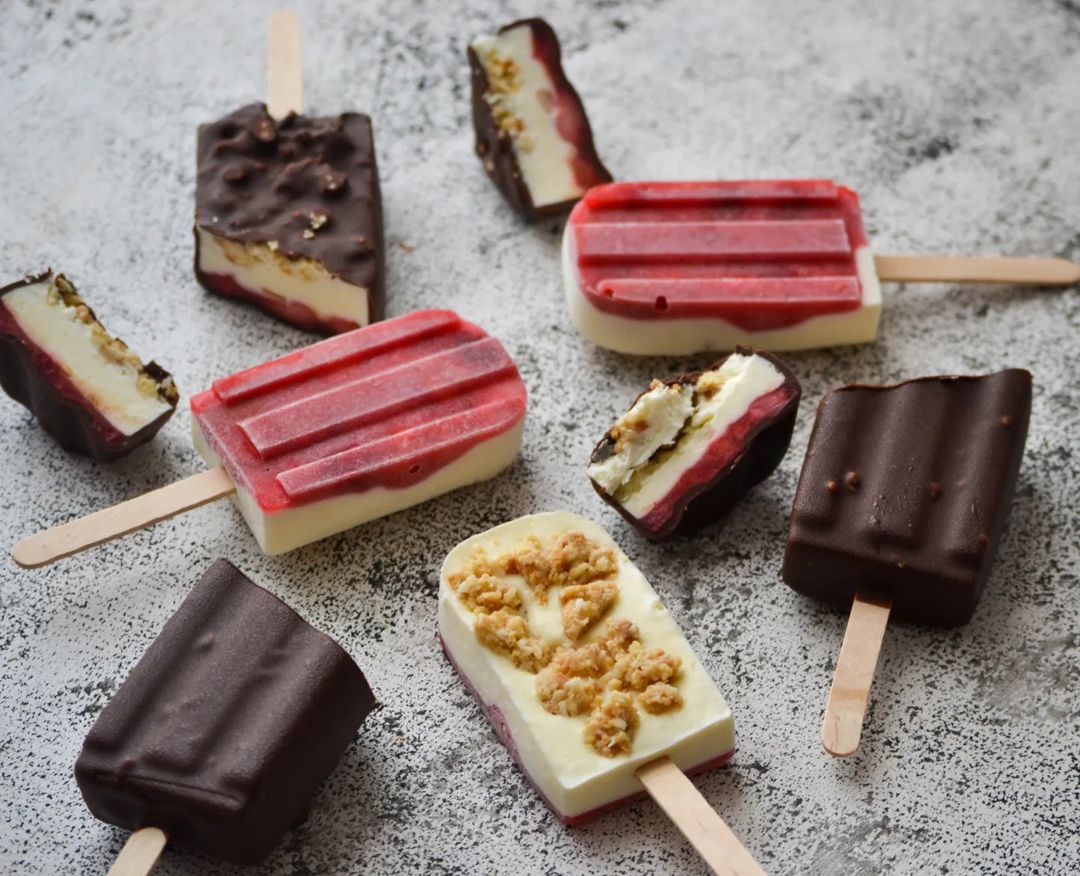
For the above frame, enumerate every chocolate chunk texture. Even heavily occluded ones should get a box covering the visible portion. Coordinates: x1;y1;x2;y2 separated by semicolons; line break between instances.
468;18;612;220
782;370;1032;625
588;349;801;539
0;270;177;461
195;103;384;334
75;559;377;864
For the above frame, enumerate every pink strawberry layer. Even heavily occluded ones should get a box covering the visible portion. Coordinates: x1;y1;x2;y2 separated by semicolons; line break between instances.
198;270;362;335
439;634;735;826
637;383;799;535
0;302;131;449
569;180;871;330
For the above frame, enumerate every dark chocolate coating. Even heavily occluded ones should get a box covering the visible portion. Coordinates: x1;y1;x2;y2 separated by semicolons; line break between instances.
194;103;385;333
589;349;801;540
0;271;178;462
468;18;612;221
782;370;1032;626
75;559;377;865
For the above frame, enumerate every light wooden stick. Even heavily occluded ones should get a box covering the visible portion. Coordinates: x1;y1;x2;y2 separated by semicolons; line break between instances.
12;466;234;569
874;254;1079;286
821;593;892;758
637;756;766;876
267;11;303;118
106;827;167;876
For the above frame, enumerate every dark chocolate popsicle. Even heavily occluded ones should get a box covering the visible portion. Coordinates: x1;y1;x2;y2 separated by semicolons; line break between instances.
0;270;178;461
468;18;612;220
588;349;801;539
75;559;377;865
195;103;385;335
782;369;1032;626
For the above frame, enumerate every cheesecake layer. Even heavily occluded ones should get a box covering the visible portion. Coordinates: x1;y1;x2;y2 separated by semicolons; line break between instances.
196;230;369;333
0;271;177;459
194;416;524;555
438;512;735;821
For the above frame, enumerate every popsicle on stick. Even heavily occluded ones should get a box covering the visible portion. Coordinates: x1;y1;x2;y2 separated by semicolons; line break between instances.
782;369;1032;756
563;180;1080;355
76;560;377;869
13;310;527;566
194;12;384;334
439;512;764;875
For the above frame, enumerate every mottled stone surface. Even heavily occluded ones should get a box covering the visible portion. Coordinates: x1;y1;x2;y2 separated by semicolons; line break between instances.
1;1;1078;874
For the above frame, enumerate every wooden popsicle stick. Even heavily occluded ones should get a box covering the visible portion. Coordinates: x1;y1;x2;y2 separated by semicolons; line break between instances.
874;254;1079;285
106;827;167;876
267;11;303;118
821;593;892;758
12;466;234;569
636;756;766;876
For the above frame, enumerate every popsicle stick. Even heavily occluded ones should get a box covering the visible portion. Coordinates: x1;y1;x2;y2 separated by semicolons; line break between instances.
12;466;234;569
874;254;1079;285
636;756;766;876
267;11;303;118
821;593;892;758
106;827;167;876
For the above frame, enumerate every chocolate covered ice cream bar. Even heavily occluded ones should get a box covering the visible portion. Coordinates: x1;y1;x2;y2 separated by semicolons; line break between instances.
589;350;800;539
783;369;1032;626
195;103;384;334
75;559;376;865
469;18;612;220
0;271;177;461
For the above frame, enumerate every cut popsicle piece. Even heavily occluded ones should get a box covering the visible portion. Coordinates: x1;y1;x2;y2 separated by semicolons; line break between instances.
783;369;1032;626
192;309;527;554
0;270;178;460
589;349;801;539
75;559;377;866
438;511;735;824
469;18;612;220
565;180;881;354
195;103;384;334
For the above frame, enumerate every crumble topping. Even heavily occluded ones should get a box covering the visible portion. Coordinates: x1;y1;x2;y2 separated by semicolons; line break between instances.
479;48;535;152
449;531;685;758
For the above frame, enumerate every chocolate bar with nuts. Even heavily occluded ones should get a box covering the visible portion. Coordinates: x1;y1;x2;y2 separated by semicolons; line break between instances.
588;349;801;540
0;270;178;461
468;18;612;220
195;103;384;334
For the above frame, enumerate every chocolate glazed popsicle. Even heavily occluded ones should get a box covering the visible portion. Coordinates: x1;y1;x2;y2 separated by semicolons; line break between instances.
76;559;377;870
782;369;1032;756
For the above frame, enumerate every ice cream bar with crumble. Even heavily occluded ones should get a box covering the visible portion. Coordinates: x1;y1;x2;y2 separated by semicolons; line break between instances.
195;103;384;334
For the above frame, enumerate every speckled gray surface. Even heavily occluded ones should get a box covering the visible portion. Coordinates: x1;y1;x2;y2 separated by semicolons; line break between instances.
1;1;1079;874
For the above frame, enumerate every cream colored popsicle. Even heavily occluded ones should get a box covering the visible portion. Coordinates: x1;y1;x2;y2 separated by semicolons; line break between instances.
439;512;761;874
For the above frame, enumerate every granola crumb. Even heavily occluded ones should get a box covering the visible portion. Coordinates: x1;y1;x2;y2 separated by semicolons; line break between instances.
450;571;522;615
560;579;619;640
474;609;552;673
584;690;639;757
548;531;617;589
640;682;684;714
501;535;552;604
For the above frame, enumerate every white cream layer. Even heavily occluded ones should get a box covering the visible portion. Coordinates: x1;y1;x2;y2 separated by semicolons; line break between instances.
563;230;883;353
588;382;693;494
197;229;370;327
472;26;582;208
612;354;785;518
193;418;524;555
438;511;735;820
3;279;171;435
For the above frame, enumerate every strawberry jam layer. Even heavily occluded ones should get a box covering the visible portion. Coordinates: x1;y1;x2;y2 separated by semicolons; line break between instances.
568;180;872;330
191;310;527;512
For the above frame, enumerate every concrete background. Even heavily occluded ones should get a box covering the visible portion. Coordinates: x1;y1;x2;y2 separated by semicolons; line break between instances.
1;0;1078;873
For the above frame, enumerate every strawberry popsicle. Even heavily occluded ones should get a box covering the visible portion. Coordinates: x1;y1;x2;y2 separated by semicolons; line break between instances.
438;512;735;824
564;180;1080;355
13;310;527;566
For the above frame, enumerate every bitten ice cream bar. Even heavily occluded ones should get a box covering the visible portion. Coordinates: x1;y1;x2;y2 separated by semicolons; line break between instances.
0;270;177;460
469;18;612;220
13;310;527;566
564;180;1080;355
195;103;384;334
